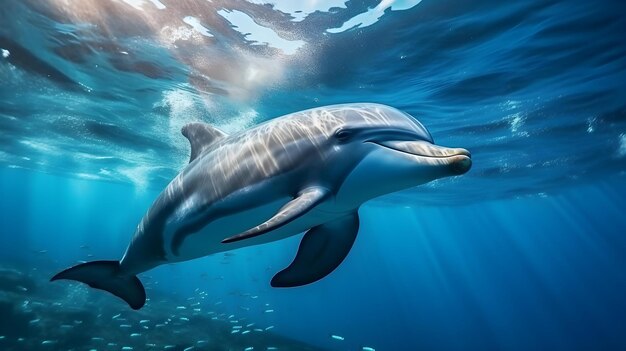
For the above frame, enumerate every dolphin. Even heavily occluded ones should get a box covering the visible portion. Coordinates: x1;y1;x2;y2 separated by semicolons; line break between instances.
51;103;471;309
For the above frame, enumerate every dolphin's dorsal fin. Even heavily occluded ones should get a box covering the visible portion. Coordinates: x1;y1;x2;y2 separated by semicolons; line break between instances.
181;122;227;163
221;187;329;244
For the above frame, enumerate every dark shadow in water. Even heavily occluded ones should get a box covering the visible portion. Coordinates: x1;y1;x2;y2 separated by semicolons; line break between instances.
0;36;78;88
0;264;326;351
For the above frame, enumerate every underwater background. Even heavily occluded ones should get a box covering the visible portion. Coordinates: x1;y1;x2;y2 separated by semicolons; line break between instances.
1;0;626;350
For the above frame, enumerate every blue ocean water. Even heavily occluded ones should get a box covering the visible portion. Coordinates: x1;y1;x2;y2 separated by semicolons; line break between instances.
1;0;626;350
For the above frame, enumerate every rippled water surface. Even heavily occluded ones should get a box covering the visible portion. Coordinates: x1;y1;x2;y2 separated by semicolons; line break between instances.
1;1;626;350
2;0;625;204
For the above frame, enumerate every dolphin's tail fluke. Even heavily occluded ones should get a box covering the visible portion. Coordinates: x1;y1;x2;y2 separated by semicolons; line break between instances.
51;260;146;310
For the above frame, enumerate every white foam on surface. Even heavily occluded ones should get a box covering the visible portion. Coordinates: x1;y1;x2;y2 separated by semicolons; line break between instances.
218;10;305;55
183;16;214;37
246;0;348;21
328;0;422;33
160;26;199;45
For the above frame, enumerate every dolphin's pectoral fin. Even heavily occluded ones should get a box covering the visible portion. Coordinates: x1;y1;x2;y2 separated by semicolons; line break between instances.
222;187;329;244
182;122;228;163
271;212;359;287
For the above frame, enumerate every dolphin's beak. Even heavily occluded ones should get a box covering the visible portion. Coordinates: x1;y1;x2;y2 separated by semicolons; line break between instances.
373;140;472;175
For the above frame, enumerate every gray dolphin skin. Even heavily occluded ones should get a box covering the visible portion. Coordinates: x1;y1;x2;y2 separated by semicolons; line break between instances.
51;103;471;309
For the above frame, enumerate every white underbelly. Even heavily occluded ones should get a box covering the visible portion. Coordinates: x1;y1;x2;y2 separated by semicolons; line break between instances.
164;198;339;262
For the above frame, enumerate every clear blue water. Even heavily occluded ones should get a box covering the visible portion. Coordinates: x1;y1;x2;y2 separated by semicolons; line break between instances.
1;0;626;350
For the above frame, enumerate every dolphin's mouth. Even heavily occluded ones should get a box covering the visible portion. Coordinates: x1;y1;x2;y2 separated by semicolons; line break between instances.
369;140;472;174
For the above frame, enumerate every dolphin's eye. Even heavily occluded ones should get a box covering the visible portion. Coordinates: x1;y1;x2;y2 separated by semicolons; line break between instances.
335;129;353;142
